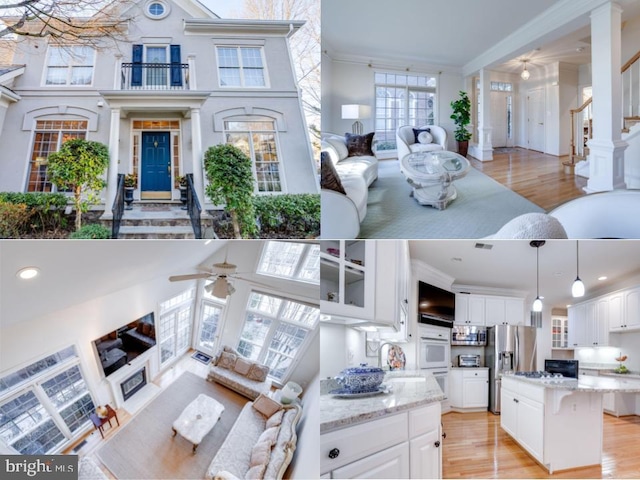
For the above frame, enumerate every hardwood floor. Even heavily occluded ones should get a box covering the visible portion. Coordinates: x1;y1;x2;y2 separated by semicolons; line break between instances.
442;411;640;479
468;148;588;211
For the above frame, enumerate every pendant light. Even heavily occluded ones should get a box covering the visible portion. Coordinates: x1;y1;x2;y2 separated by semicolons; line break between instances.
572;240;585;297
530;240;545;312
521;60;530;80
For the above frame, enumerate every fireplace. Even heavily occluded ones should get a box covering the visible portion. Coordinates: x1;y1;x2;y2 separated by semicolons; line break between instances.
121;367;147;402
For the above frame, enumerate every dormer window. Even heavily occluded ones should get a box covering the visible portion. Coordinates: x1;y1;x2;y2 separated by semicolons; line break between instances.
144;0;169;19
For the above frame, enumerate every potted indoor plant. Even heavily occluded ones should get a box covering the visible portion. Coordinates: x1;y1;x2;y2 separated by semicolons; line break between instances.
176;175;188;209
123;173;137;210
450;91;472;157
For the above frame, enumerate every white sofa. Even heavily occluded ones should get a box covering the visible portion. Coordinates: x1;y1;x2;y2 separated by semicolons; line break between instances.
208;346;272;400
396;125;447;161
322;134;378;187
206;402;302;480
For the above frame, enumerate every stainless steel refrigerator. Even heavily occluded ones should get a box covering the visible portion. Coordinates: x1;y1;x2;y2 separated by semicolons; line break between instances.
485;325;537;414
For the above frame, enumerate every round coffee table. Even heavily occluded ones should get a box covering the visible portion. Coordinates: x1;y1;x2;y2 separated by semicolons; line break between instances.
400;151;470;210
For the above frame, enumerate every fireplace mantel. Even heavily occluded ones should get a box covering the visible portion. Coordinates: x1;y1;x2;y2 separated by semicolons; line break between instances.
105;348;156;408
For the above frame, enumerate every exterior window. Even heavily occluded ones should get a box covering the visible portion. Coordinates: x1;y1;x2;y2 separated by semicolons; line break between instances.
374;72;436;150
217;47;266;87
0;346;95;454
237;292;319;383
198;301;224;352
225;120;282;192
45;46;94;86
27;120;88;192
149;2;164;16
158;289;194;366
257;241;320;284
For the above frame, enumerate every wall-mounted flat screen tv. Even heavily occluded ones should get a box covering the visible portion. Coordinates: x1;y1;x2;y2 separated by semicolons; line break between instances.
92;312;156;377
417;281;455;328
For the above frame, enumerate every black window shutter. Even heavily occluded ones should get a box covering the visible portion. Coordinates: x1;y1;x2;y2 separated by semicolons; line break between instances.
170;45;182;87
132;44;143;87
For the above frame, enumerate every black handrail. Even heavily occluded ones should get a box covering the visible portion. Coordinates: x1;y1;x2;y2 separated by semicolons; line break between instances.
111;174;125;239
185;173;202;239
121;63;190;90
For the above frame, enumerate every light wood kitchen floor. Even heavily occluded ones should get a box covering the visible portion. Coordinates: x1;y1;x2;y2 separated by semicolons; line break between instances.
442;411;640;478
468;148;588;211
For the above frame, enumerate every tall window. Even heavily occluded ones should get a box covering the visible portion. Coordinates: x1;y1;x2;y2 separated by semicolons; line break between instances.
237;292;319;383
198;301;224;353
27;120;88;192
158;289;194;366
45;46;94;86
217;47;266;87
0;346;95;454
225;120;283;192
374;72;437;149
257;241;320;284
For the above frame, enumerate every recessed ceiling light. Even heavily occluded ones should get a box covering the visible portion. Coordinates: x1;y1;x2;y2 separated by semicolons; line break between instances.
554;272;563;276
539;296;545;299
17;267;39;280
566;304;572;308
451;257;462;262
598;276;607;281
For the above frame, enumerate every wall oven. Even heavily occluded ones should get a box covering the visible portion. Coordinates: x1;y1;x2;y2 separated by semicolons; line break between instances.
419;328;451;370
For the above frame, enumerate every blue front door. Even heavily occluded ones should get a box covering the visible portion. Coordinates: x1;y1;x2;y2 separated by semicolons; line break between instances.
141;132;171;198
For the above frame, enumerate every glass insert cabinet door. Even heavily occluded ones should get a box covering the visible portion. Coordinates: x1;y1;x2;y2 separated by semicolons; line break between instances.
320;240;376;320
551;316;568;349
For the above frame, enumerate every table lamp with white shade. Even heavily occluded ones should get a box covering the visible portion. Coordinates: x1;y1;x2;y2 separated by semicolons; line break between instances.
342;104;370;135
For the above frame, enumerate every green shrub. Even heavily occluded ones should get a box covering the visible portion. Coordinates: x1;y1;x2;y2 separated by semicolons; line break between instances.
0;201;33;238
0;192;68;232
252;194;320;238
69;223;111;239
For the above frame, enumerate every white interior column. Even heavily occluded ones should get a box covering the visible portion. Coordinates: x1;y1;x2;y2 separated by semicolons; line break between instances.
586;1;627;192
471;69;493;161
190;107;205;203
102;107;121;219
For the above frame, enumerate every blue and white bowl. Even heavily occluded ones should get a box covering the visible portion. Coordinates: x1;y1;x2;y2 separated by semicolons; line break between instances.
335;364;385;392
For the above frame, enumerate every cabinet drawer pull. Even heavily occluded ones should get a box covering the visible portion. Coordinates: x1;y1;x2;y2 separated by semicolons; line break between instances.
434;441;441;448
328;448;340;459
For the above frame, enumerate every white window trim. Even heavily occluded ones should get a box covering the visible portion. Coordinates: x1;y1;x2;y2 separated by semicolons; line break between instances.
41;45;96;88
144;0;171;19
256;241;320;284
157;289;195;369
215;46;270;89
197;297;229;355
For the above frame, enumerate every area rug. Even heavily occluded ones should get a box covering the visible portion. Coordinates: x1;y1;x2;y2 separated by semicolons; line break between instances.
358;160;544;238
192;351;213;365
96;372;246;479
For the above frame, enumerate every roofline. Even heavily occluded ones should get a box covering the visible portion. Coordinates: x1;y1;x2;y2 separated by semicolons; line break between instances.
0;85;21;103
0;65;26;86
183;19;305;36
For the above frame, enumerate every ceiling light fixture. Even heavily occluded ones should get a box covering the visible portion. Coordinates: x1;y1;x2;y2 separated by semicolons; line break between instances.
530;240;545;312
205;277;236;299
598;276;608;281
572;240;585;298
16;267;39;280
521;60;531;80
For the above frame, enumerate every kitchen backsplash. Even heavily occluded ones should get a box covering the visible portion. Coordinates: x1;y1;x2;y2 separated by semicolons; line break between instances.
574;334;640;372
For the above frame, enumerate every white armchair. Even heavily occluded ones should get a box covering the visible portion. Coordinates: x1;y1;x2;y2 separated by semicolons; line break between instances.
396;125;447;160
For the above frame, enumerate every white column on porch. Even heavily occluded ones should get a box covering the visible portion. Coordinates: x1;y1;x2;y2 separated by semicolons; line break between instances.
586;1;627;192
190;107;205;203
103;108;121;218
473;69;493;161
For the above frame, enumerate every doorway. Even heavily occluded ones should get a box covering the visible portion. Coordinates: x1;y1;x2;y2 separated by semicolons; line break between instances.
527;88;545;152
141;131;171;200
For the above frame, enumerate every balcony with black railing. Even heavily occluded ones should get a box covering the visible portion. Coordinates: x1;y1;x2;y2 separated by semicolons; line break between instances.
120;63;190;90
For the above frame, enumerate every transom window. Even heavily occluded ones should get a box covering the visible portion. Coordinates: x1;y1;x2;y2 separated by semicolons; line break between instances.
237;292;319;383
257;241;320;284
45;46;94;86
374;72;437;150
27;120;88;192
225;120;283;193
0;346;95;454
217;47;267;87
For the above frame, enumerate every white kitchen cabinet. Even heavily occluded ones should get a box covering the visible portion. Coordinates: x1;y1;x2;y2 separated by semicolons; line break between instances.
377;241;412;341
501;379;544;463
332;442;410;479
500;385;517;438
504;298;525;325
456;294;524;326
454;294;470;325
567;303;586;347
449;368;489;411
410;430;440;480
484;297;505;326
603;391;636;417
624;287;640;330
591;297;609;346
608;292;624;330
551;316;568;349
320;240;376;322
468;295;485;324
568;298;609;346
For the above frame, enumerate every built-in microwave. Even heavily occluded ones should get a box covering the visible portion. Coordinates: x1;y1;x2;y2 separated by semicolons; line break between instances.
451;325;487;346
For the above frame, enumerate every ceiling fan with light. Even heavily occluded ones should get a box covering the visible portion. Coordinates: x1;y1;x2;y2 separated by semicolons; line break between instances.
169;256;271;299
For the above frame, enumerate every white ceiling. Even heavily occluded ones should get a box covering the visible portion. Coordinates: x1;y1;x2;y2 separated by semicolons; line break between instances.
0;240;230;328
322;0;640;73
409;240;640;309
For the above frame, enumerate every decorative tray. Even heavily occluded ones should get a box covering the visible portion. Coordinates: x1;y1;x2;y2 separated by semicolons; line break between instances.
329;385;392;398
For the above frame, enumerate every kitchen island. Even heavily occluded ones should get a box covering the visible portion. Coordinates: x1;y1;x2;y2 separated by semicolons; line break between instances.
320;370;445;479
502;374;640;474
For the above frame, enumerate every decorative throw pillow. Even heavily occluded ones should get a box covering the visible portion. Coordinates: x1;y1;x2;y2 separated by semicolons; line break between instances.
320;152;346;194
223;345;240;356
413;127;431;143
252;393;283;418
265;409;284;429
257;426;280;447
244;464;266;480
418;131;433;144
250;440;272;467
234;357;253;376
214;471;242;480
247;363;269;382
218;351;237;370
345;132;375;157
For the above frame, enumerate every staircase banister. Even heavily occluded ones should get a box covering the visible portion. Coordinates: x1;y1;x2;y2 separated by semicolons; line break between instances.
621;49;640;74
570;97;592;114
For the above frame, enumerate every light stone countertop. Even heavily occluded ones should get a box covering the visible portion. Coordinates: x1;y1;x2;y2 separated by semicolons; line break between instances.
320;370;445;434
504;373;640;393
